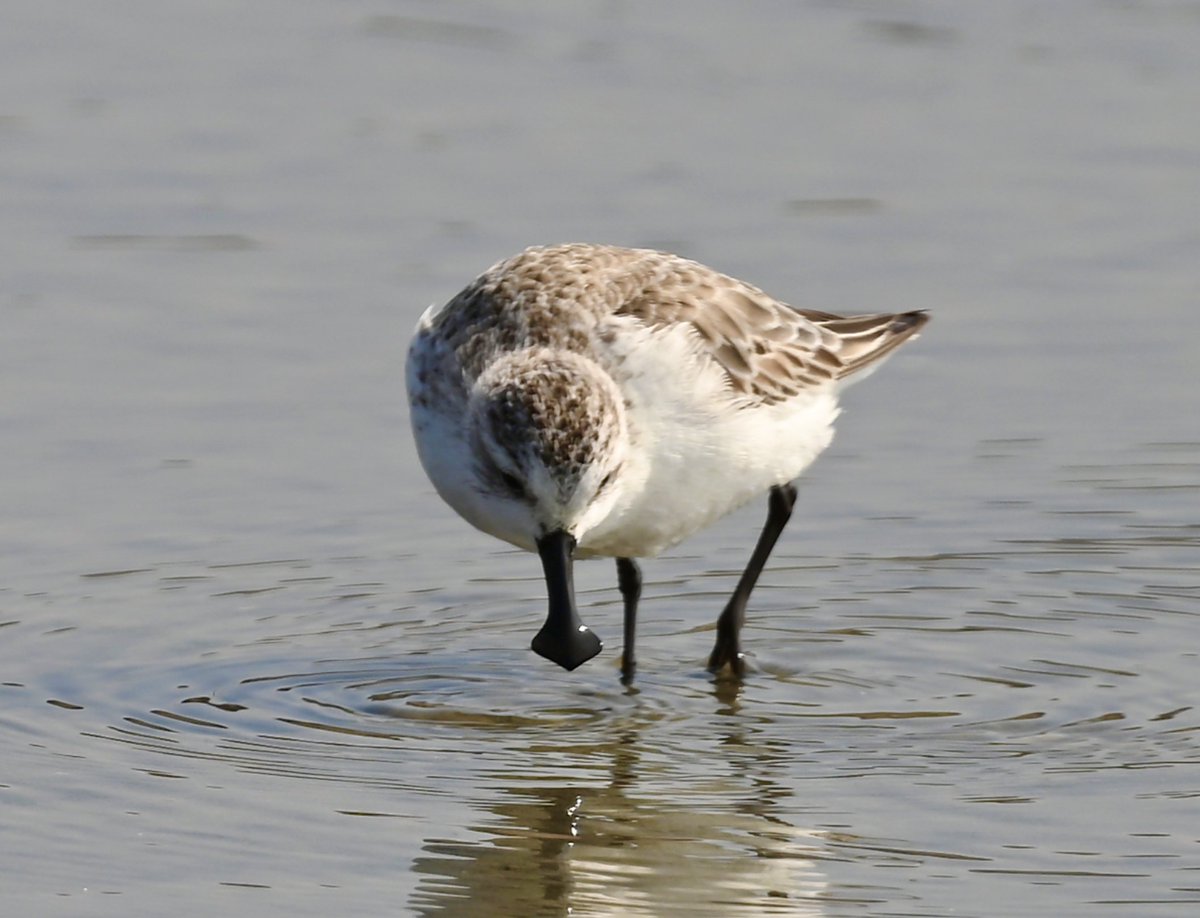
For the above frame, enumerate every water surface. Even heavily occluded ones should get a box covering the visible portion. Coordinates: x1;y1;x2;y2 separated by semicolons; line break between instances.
2;1;1198;915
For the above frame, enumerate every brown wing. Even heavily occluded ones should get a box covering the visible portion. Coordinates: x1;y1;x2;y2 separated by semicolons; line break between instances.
615;255;929;406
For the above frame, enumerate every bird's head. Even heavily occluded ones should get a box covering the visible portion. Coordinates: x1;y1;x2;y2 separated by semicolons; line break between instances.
467;348;630;669
468;348;629;550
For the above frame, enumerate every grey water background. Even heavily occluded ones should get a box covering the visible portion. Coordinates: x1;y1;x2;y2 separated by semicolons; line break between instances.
2;1;1198;915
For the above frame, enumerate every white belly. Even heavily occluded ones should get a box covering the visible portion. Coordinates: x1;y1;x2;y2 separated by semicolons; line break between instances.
577;323;840;558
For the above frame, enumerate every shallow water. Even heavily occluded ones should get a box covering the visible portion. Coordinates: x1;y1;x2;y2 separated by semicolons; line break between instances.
3;1;1199;916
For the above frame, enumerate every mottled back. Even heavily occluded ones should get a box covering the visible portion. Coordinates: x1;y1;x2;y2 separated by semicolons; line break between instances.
420;243;928;409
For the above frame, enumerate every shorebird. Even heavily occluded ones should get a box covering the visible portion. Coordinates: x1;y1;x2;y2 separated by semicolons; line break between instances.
407;243;928;679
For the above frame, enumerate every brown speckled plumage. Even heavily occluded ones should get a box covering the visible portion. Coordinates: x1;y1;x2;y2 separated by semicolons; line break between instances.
417;243;928;411
473;349;624;500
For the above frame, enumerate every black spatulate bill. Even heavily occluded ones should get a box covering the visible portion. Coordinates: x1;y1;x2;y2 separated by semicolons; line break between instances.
532;529;602;670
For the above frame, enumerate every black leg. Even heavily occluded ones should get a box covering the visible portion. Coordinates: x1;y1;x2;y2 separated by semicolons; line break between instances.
708;483;797;678
616;557;642;684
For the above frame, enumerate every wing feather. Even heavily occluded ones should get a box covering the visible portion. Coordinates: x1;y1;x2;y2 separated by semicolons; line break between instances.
614;256;928;406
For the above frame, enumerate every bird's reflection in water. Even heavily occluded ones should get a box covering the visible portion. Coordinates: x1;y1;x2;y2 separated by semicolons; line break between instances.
409;682;829;916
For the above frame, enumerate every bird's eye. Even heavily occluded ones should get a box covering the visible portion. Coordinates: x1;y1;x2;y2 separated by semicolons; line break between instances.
596;469;617;494
498;469;525;496
475;453;528;500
